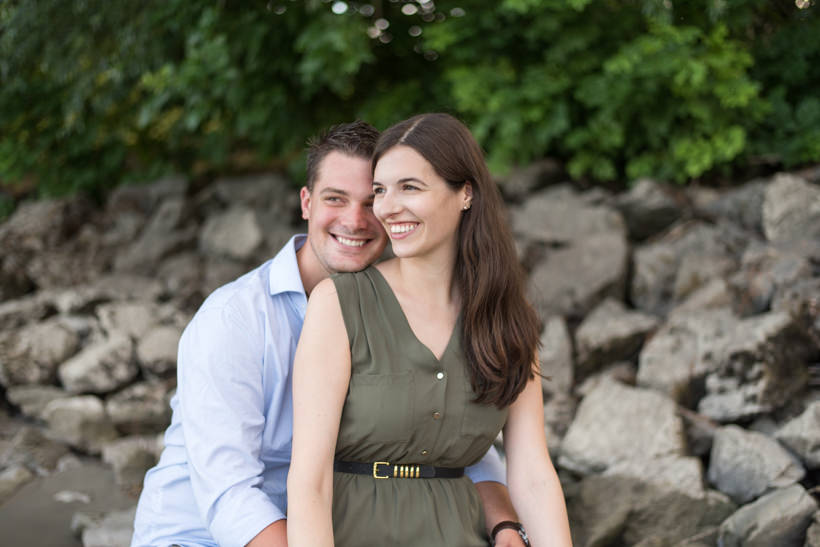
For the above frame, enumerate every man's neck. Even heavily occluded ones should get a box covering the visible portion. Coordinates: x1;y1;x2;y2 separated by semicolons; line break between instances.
295;241;329;296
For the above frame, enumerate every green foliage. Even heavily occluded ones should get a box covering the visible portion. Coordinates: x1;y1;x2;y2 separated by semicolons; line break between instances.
0;0;818;200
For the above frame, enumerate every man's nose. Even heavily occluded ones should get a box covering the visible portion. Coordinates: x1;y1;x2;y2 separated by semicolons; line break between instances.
343;204;372;231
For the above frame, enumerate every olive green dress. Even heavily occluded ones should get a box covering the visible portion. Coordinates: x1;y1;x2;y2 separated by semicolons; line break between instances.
330;267;508;547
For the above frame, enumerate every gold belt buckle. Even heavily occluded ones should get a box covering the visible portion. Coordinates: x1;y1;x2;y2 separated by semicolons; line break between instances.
373;461;390;479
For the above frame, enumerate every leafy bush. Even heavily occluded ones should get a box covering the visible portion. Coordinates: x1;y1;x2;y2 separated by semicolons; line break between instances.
0;0;818;205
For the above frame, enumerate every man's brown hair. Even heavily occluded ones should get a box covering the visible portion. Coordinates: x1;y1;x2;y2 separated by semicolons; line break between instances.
305;121;380;191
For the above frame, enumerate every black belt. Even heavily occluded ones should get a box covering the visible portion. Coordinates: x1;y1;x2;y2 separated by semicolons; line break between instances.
334;460;465;479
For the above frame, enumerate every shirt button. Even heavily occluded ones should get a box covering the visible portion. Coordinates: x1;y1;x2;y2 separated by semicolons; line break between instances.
421;449;429;456
432;411;442;420
436;371;445;380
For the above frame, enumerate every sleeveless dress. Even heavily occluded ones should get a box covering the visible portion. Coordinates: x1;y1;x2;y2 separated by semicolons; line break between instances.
330;267;508;547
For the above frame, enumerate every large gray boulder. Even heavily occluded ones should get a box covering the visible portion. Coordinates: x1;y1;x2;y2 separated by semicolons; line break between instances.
500;159;565;201
0;426;70;475
762;173;820;244
559;379;686;474
5;385;71;420
699;179;767;234
575;298;658;378
42;395;119;454
538;316;574;396
566;464;734;547
101;436;162;489
718;484;818;547
47;274;164;315
775;401;820;469
113;197;197;273
136;325;182;376
772;277;820;350
105;381;174;435
96;301;159;339
58;332;137;394
528;232;629;320
707;425;805;504
512;185;626;244
807;512;820;547
698;311;813;421
637;308;737;406
614;178;682;241
0;318;80;387
631;221;748;316
0;293;54;331
199;206;263;260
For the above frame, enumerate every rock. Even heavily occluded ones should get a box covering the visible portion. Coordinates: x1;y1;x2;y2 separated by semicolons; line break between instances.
0;293;55;331
113;197;197;273
136;325;182;376
500;159;565;201
105;381;173;435
762;173;820;243
212;173;295;215
575;298;658;377
678;407;720;458
528;232;629;320
539;316;574;396
5;385;71;420
0;426;70;475
79;506;137;547
559;378;686;474
772;277;820;350
575;361;636;397
0;465;34;505
707;425;805;504
604;455;706;498
718;484;818;547
637;308;737;406
58;332;137;394
200;206;263;260
700;179;767;234
42;395;118;454
566;470;734;547
775;401;820;469
543;392;576;458
807;512;820;547
101;436;161;489
730;241;815;315
672;254;736;303
512;186;626;244
614;178;682;241
671;277;734;314
96;301;159;339
156;252;204;308
631;221;747;316
0;318;80;387
698;311;813;421
202;257;248;297
47;274;164;315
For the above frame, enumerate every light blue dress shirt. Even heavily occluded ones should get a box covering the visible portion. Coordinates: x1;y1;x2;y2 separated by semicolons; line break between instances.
131;235;505;547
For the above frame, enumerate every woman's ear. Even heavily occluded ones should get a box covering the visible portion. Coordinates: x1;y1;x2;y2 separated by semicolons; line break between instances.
463;182;473;209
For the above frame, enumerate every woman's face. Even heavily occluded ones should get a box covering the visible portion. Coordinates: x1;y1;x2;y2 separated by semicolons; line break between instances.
372;145;471;260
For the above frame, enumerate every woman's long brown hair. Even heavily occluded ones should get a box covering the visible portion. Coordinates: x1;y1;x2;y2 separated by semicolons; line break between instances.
372;113;541;408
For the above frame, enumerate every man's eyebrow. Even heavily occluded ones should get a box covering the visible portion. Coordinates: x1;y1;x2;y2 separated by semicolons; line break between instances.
319;187;350;196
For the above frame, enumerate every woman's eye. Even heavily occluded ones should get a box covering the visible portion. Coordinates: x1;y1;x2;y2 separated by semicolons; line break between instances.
403;184;418;191
373;187;384;195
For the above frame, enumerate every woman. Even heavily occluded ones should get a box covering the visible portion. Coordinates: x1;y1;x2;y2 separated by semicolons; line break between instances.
288;113;572;546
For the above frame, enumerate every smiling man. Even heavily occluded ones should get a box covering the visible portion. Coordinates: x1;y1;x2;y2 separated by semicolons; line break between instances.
131;122;525;547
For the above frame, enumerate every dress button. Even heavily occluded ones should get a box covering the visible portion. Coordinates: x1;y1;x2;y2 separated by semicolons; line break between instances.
432;411;442;420
420;449;429;456
436;371;445;380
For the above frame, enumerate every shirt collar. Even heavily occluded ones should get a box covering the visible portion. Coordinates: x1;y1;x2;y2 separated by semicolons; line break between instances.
268;234;308;297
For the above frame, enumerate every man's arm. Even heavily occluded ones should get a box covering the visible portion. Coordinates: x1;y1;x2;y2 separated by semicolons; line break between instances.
177;303;286;547
466;446;527;546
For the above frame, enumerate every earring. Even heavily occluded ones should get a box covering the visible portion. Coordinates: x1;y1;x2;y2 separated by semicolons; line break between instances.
463;202;471;210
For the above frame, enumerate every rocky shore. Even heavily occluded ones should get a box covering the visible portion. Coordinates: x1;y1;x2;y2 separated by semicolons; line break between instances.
1;166;819;546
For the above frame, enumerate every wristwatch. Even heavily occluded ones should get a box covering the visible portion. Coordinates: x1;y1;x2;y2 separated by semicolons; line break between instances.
491;520;530;546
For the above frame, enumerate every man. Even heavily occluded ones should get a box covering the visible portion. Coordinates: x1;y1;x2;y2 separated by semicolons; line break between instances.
131;122;526;547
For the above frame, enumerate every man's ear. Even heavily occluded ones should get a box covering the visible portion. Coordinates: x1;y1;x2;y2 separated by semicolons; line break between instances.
299;186;311;220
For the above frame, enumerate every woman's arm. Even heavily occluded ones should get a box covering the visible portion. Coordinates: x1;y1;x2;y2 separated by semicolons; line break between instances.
504;369;573;546
287;279;351;547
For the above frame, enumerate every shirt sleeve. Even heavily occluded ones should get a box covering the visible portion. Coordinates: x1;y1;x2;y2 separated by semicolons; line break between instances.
177;302;284;547
464;443;506;484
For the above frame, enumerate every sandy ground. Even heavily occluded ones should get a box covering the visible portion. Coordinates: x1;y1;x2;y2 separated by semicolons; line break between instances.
0;460;137;547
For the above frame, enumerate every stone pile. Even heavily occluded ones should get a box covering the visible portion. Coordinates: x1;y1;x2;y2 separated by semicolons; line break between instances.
0;166;818;546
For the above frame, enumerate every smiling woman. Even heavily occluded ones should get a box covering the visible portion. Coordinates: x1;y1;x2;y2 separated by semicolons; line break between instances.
287;113;572;547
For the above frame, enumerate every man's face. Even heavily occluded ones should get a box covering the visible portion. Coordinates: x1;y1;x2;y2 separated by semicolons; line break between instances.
300;151;388;279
